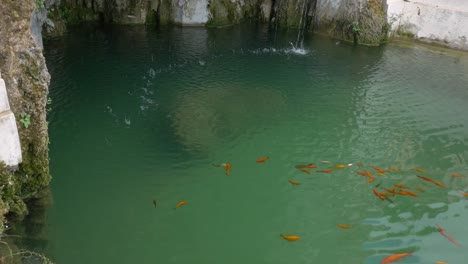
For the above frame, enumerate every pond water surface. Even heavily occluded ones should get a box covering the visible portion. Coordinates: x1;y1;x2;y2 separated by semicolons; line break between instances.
14;23;468;263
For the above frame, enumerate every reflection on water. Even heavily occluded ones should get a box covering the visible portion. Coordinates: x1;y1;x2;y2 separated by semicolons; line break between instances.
10;23;468;264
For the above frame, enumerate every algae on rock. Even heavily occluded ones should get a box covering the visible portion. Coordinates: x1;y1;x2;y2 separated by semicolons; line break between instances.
0;0;51;223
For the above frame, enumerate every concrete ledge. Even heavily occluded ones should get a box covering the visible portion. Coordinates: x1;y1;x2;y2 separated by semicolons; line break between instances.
0;111;22;166
388;0;468;50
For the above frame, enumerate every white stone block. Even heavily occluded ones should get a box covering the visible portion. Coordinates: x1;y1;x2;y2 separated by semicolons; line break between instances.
0;111;22;167
0;78;11;113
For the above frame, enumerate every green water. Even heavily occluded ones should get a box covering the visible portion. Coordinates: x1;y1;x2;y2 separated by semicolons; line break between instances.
17;24;468;263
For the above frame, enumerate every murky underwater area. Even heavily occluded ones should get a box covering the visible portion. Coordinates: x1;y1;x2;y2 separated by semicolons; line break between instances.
13;23;468;263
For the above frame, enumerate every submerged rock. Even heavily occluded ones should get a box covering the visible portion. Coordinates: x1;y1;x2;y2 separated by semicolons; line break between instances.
170;85;286;153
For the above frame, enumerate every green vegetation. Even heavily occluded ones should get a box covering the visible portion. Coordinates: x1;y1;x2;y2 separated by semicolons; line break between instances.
35;0;45;13
19;113;31;129
351;21;361;34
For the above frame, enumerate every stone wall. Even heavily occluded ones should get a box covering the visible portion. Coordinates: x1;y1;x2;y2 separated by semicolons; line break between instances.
0;0;51;220
387;0;468;50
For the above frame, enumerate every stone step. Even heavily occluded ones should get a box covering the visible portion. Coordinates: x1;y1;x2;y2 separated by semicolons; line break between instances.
0;111;22;166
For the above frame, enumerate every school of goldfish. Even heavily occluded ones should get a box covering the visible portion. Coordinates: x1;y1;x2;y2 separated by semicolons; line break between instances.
154;157;465;263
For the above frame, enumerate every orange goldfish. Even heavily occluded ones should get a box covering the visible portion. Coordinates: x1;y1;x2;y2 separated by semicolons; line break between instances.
256;156;269;163
393;183;408;189
175;200;187;209
377;173;385;177
417;175;445;187
317;170;333;173
388;167;401;171
370;166;388;173
337;224;351;229
298;168;311;174
436;224;461;246
367;175;375;183
458;191;468;197
357;171;367;176
397;190;418;197
436;261;448;264
451;173;464;178
373;189;393;201
334;164;347;169
365;170;373;177
412;168;425;173
295;164;317;169
212;163;232;175
414;187;425;192
382;188;397;194
357;162;363;167
381;252;412;264
288;179;301;186
280;234;300;242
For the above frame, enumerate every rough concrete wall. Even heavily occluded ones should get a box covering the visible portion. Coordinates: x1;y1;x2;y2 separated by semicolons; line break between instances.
173;0;209;25
314;0;388;45
207;0;266;26
0;0;51;217
387;0;468;50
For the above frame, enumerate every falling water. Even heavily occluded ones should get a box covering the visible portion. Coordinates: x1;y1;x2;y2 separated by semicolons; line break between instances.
290;0;310;54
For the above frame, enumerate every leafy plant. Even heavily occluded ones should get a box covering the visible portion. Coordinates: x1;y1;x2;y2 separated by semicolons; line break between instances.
35;0;45;12
19;113;31;129
352;21;361;34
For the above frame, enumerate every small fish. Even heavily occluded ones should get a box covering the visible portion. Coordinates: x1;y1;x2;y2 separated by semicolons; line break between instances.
334;164;347;169
436;261;448;264
298;168;311;174
175;200;187;209
357;162;363;167
388;167;401;171
257;156;269;163
381;252;412;264
367;175;375;183
153;199;157;208
382;188;397;194
377;173;385;177
412;168;425;173
295;164;317;169
337;224;351;229
365;170;373;177
436;224;461;246
397;190;418;197
458;191;468;197
212;163;232;175
370;166;388;173
320;160;331;164
383;196;394;203
280;234;300;242
288;179;301;186
373;189;386;201
357;171;367;176
317;169;332;173
417;175;445;187
393;183;408;189
451;173;464;178
414;187;425;192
